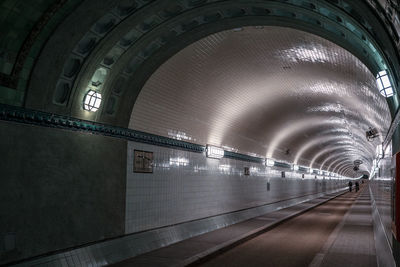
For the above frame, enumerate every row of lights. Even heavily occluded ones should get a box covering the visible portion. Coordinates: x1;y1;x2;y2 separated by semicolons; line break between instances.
81;70;394;113
79;88;373;179
81;67;394;178
206;145;342;177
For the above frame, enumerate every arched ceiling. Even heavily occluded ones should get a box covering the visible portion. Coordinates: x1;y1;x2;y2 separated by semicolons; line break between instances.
19;0;400;122
129;26;391;175
0;0;399;176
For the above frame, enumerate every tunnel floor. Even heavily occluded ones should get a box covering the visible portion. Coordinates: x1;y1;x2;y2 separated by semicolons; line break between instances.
113;185;376;267
198;185;375;267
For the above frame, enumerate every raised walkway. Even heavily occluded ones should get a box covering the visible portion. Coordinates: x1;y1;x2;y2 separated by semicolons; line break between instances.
309;185;376;267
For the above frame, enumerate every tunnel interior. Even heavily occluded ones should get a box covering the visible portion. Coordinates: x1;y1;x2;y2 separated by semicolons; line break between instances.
1;0;400;266
130;25;391;176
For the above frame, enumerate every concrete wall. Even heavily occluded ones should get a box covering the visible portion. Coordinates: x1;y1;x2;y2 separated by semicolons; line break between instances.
126;141;346;234
0;121;127;265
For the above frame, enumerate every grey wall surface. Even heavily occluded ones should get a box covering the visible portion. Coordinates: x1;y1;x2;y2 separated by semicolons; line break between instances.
0;121;127;265
370;150;396;267
126;141;346;234
370;155;393;245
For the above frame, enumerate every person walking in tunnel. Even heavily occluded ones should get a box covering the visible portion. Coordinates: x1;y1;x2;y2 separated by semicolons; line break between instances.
348;180;353;192
355;181;360;192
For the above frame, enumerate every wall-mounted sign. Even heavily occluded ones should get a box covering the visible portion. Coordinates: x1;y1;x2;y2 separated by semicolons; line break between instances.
134;150;153;173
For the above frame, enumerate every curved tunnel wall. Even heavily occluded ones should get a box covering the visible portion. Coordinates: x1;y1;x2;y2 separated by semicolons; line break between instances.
23;0;400;122
129;26;390;176
19;0;396;175
1;0;400;265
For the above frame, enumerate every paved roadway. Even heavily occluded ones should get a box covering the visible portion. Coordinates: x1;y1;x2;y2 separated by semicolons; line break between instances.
198;188;361;267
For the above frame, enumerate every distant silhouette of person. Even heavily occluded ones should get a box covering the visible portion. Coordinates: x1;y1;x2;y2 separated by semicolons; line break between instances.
355;181;359;192
348;180;353;192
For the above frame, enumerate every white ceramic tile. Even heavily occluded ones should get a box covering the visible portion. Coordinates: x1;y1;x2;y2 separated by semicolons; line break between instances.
125;141;347;234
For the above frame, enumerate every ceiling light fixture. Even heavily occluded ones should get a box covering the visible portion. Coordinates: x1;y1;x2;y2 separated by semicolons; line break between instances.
376;70;394;97
206;145;224;159
83;90;102;112
266;158;275;167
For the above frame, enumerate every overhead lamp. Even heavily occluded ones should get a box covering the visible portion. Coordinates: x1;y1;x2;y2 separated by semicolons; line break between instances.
83;90;102;112
366;127;379;142
206;145;224;159
266;158;275;167
293;164;299;171
309;168;313;174
376;70;394;97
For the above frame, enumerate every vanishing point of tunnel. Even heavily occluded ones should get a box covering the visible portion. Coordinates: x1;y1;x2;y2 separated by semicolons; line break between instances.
1;1;400;267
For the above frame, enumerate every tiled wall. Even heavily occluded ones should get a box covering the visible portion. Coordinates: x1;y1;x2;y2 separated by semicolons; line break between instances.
7;137;346;267
370;150;394;243
126;141;346;234
370;151;395;267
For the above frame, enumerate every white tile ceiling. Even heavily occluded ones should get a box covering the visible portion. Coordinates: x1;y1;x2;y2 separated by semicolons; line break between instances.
129;26;391;175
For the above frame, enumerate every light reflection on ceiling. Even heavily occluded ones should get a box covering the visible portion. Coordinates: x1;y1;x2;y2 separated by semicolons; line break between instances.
327;157;347;172
279;43;337;64
293;135;355;165
129;26;391;175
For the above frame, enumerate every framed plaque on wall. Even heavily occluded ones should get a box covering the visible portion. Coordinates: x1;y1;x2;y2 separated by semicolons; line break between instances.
134;150;153;173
